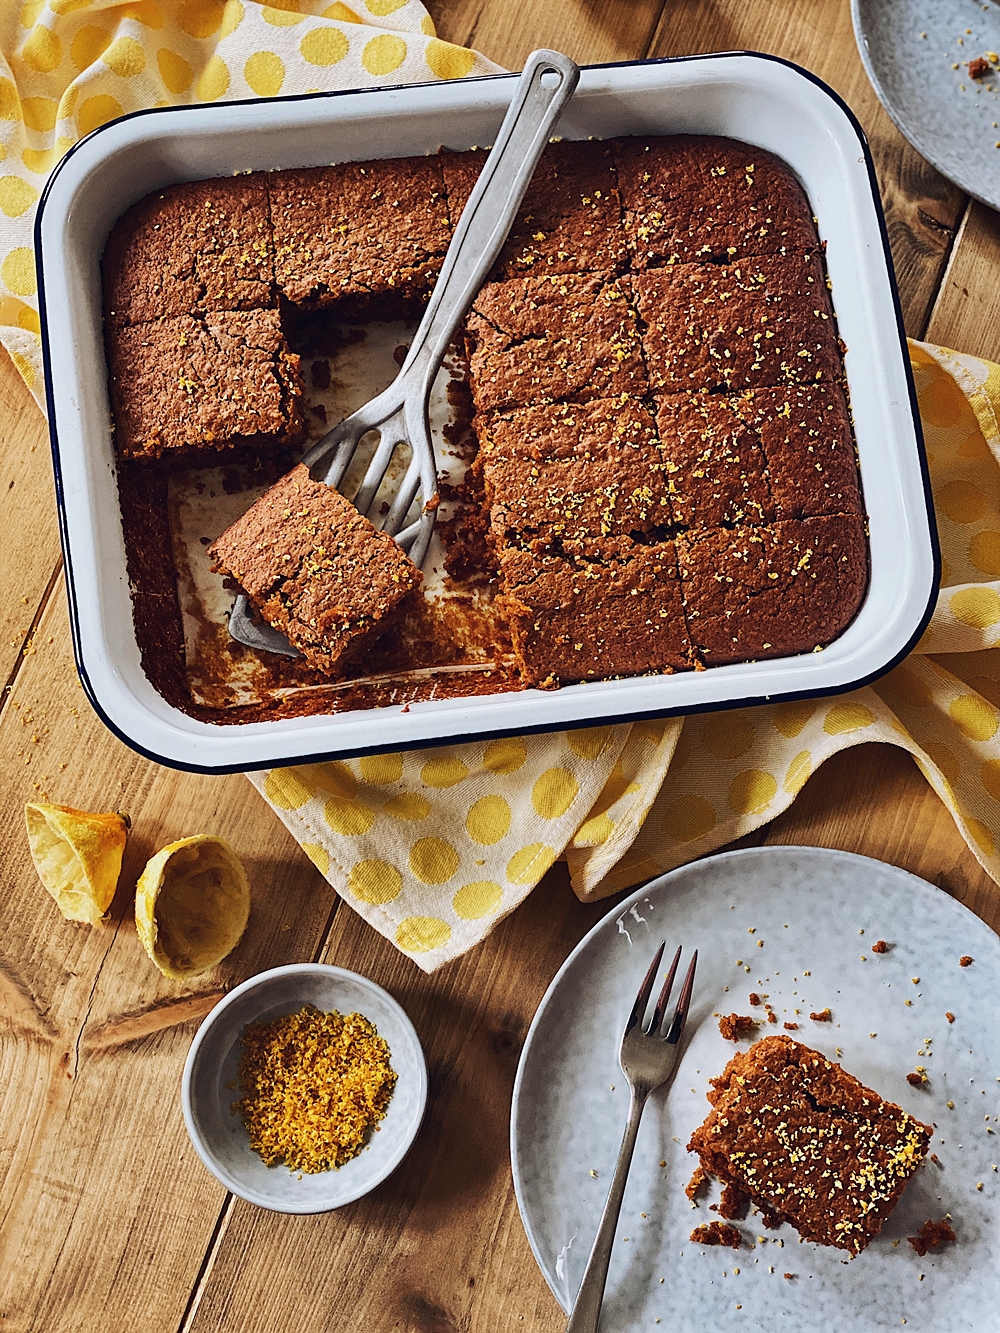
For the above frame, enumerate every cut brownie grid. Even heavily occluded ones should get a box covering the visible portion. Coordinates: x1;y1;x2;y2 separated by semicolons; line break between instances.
454;138;862;684
103;135;865;687
655;382;861;530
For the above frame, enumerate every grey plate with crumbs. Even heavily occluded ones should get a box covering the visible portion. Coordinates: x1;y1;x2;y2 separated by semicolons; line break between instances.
853;0;1000;210
511;847;1000;1331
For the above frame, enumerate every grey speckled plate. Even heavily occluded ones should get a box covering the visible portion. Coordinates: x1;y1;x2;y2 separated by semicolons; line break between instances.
511;847;1000;1332
853;0;1000;209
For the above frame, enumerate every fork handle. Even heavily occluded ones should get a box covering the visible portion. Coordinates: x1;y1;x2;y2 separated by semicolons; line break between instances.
566;1085;650;1333
400;48;579;391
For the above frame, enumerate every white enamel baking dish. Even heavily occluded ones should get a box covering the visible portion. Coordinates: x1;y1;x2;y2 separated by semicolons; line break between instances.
36;53;938;773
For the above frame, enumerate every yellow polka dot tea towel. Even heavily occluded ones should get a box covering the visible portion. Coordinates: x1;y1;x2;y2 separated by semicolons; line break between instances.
0;0;499;404
254;341;1000;971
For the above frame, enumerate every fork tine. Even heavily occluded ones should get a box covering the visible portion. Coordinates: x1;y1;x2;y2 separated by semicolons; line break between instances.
382;456;422;535
624;941;665;1037
322;435;361;489
353;431;400;514
646;944;682;1035
664;949;698;1045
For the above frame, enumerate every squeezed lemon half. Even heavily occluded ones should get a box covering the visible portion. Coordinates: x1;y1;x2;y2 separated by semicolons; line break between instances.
25;802;129;927
135;835;250;980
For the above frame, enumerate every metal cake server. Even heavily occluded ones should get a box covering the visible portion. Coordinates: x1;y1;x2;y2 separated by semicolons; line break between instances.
228;47;580;657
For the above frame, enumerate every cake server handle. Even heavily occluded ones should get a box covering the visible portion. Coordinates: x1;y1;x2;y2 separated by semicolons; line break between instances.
399;47;580;391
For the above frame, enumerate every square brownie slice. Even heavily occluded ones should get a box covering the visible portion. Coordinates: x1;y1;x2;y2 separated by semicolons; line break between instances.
268;156;450;312
209;464;422;676
635;251;841;395
442;139;626;279
497;539;693;686
107;310;306;461
103;174;275;329
655;383;861;528
655;392;774;530
678;515;867;665
736;383;861;519
478;396;670;543
466;272;647;413
688;1036;931;1255
476;396;660;467
613;134;817;268
483;450;672;546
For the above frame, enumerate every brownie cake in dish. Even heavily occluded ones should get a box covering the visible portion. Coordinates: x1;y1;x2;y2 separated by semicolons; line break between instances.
102;135;867;706
688;1035;931;1255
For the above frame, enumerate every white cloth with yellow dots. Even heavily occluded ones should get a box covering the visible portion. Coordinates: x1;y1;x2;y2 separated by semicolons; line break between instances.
250;342;1000;969
0;0;500;402
5;13;1000;971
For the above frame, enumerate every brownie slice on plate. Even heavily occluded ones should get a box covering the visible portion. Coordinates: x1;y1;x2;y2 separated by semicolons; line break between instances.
688;1035;931;1255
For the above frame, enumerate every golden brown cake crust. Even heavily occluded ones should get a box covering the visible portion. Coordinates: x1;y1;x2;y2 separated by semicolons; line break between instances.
103;173;275;329
678;516;868;666
268;156;450;311
107;310;306;461
688;1035;931;1255
613;134;817;268
497;539;693;686
465;271;647;414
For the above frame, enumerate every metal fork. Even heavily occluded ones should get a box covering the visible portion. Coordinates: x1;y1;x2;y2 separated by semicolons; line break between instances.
567;942;698;1333
228;47;581;657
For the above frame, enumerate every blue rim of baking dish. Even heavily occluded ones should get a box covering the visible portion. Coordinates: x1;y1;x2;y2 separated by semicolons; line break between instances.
34;51;941;775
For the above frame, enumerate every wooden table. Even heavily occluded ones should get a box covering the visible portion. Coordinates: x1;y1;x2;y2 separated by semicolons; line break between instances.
3;3;1000;1329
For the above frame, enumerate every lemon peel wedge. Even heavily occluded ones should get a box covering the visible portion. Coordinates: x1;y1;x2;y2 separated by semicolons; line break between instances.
25;802;129;927
135;835;250;980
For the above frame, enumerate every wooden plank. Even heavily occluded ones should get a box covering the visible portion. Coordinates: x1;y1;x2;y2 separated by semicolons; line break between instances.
0;585;343;1333
925;201;1000;363
0;349;61;696
645;0;966;338
433;0;666;68
184;864;607;1333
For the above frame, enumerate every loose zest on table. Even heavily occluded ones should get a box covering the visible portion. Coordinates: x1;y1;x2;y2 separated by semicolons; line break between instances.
234;1004;397;1173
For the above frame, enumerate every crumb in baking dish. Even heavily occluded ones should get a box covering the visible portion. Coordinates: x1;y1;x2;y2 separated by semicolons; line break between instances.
690;1220;741;1248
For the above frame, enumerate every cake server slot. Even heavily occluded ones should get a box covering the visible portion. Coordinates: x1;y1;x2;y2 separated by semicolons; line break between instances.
228;46;580;659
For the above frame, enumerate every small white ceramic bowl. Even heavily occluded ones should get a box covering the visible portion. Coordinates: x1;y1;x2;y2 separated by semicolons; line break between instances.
181;963;427;1213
